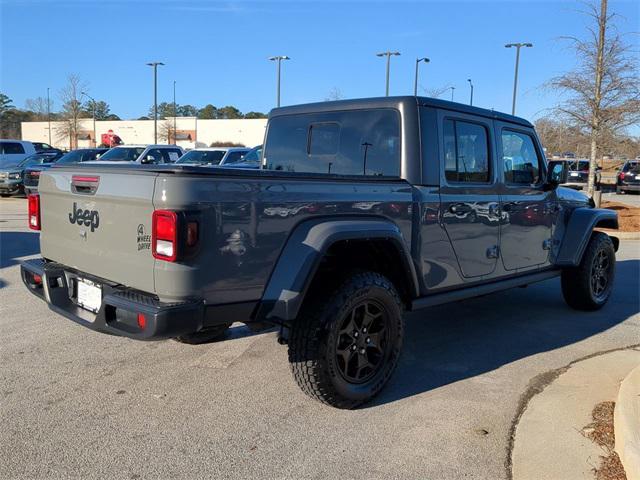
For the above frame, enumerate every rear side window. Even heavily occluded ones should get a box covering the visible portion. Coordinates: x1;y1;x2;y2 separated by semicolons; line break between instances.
1;142;25;154
224;151;246;164
443;120;490;183
164;149;182;162
264;109;400;176
501;130;542;184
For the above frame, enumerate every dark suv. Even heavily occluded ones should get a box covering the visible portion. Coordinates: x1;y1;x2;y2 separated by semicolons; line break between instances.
616;160;640;194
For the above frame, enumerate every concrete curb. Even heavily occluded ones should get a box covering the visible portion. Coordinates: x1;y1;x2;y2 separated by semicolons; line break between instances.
615;365;640;480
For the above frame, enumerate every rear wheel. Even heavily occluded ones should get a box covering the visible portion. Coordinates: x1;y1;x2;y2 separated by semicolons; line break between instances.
288;271;403;409
561;232;615;311
174;323;232;344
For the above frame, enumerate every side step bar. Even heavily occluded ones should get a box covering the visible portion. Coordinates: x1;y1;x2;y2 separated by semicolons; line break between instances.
410;269;561;311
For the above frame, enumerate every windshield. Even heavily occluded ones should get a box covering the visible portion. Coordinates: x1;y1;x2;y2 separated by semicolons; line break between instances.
17;154;53;168
568;160;590;171
56;149;105;164
241;146;263;165
98;147;146;162
176;150;226;165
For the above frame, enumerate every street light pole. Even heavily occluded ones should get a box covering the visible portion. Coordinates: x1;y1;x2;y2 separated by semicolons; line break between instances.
505;43;533;115
173;80;177;145
46;87;51;145
146;62;165;143
450;86;456;102
80;91;97;147
467;78;474;106
376;51;401;96
268;56;290;107
414;57;430;96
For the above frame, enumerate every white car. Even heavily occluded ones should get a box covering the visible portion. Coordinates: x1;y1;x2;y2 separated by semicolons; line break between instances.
90;145;184;164
0;140;37;167
175;147;250;166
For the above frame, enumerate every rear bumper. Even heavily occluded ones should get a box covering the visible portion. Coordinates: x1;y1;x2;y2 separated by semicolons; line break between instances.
21;258;206;340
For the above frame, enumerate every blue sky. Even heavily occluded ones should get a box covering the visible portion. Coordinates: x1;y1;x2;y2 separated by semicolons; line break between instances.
1;0;638;125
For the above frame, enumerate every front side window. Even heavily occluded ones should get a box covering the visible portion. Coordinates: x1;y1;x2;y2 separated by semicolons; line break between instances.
444;119;490;183
501;130;541;185
264;109;400;176
223;151;248;164
1;142;25;154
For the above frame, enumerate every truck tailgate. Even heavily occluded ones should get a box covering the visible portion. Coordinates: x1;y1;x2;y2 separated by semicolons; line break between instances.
38;168;157;293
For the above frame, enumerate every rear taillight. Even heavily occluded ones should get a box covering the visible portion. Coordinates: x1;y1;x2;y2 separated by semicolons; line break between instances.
152;210;178;261
619;172;626;180
31;171;41;177
28;194;40;230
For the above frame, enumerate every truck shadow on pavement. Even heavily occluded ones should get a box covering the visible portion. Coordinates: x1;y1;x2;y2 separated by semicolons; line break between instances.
369;259;640;408
0;231;39;271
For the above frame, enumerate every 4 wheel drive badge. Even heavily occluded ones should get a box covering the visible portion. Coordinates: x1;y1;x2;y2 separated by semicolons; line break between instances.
136;223;151;251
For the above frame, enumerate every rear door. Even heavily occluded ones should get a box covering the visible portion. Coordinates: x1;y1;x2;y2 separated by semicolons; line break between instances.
438;111;501;278
495;122;554;270
38;168;158;293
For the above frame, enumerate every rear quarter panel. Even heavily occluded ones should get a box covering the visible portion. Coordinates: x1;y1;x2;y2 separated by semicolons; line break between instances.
152;173;414;303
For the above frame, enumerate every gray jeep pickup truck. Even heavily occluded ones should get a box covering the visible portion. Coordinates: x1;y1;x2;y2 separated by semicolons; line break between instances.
21;96;619;409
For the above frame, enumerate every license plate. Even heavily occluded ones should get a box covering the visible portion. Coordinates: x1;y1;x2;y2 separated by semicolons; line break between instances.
570;172;579;177
77;279;102;314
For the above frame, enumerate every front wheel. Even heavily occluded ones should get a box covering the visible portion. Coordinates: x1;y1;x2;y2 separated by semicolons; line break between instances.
288;271;404;409
561;231;615;311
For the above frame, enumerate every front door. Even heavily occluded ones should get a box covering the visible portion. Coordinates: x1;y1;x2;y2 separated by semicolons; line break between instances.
439;112;501;279
496;123;554;270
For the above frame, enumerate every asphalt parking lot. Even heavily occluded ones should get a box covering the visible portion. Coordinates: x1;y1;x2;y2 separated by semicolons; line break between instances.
603;191;640;207
1;197;639;480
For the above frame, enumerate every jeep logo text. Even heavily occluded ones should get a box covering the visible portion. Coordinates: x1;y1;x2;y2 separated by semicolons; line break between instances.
69;202;100;232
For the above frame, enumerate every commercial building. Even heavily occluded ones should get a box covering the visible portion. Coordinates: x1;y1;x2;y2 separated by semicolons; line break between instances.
20;117;268;150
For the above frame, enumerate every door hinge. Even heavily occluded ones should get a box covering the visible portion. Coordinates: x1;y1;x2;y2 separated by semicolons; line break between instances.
542;239;553;250
486;245;500;259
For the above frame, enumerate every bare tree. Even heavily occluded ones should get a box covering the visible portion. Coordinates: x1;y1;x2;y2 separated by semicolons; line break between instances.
422;85;451;99
57;74;89;149
550;0;639;196
25;97;53;121
158;119;176;144
325;87;343;101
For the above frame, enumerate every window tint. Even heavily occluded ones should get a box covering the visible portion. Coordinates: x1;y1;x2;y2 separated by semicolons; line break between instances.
309;123;339;156
501;130;541;184
264;109;400;176
1;142;25;154
444;120;490;183
176;150;226;165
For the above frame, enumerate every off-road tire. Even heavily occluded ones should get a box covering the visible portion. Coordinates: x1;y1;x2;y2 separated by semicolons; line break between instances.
174;323;232;344
561;231;615;311
288;271;403;409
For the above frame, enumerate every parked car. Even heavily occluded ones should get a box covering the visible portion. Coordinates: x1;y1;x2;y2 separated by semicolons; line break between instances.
22;96;619;409
547;159;601;190
32;142;61;153
217;145;262;170
90;145;184;164
175;147;250;167
0;151;63;196
24;148;109;195
0;140;36;167
616;160;640;194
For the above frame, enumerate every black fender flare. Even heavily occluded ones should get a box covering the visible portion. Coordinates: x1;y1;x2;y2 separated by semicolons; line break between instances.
554;207;618;267
255;217;419;323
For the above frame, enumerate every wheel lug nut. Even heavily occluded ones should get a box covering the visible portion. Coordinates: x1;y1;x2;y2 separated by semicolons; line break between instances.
354;331;359;337
366;337;371;344
362;327;367;333
360;348;365;354
351;345;357;351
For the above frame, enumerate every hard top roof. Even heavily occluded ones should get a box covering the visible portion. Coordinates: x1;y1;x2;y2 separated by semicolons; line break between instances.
270;95;533;128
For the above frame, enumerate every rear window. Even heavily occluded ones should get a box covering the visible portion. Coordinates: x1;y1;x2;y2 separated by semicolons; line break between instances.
624;162;640;173
264;109;400;176
568;160;589;171
1;142;25;154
